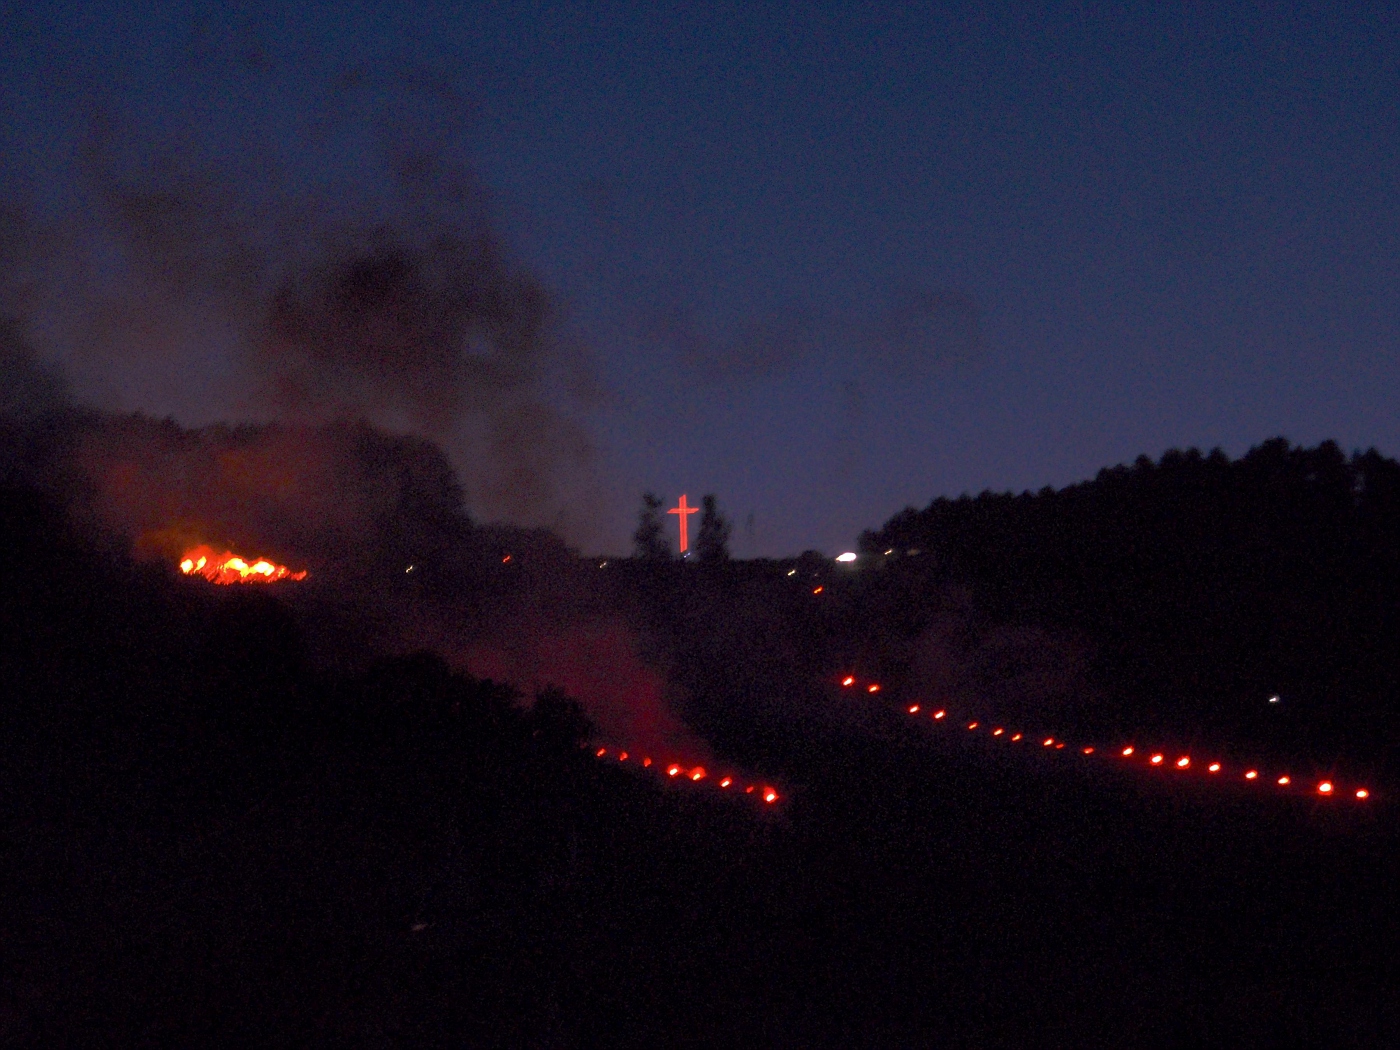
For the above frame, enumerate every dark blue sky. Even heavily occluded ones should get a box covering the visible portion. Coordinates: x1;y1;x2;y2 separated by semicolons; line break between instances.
4;2;1398;555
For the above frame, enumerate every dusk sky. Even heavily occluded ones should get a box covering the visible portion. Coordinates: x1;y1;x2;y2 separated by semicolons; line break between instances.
4;2;1397;555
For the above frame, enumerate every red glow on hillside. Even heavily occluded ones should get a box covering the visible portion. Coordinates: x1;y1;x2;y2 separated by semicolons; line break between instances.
179;544;307;585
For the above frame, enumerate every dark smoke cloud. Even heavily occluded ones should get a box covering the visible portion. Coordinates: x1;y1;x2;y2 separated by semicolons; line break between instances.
1;75;602;544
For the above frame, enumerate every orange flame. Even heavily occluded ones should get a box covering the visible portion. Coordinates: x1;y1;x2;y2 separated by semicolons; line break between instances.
179;544;307;585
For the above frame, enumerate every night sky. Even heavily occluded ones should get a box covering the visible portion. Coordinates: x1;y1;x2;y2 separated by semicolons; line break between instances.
4;2;1398;555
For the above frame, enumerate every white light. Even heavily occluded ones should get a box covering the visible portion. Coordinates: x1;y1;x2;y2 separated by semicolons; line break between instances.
884;549;894;555
1269;695;1280;704
836;552;858;563
786;569;796;576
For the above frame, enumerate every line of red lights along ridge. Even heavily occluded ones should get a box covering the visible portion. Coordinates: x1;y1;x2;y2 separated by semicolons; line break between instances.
592;748;778;804
838;674;1372;801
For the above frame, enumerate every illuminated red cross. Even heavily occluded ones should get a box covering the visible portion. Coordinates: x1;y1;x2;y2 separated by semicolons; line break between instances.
668;493;699;553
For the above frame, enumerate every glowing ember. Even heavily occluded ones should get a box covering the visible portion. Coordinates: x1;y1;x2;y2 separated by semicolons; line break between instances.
993;728;1004;736
813;586;825;595
1011;734;1022;741
842;676;855;686
1277;776;1291;786
1150;754;1164;765
908;705;921;714
763;788;778;803
1318;781;1333;794
690;767;707;781
1082;747;1095;754
618;752;628;761
1043;738;1055;747
1356;789;1369;799
596;747;607;757
867;683;880;693
1176;756;1190;769
667;765;682;777
968;722;979;730
642;758;652;767
1245;770;1258;780
933;710;946;719
179;545;307;585
1122;747;1135;756
720;777;732;788
1208;763;1221;773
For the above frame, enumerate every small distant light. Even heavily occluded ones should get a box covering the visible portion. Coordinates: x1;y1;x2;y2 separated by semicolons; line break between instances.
908;704;921;714
719;777;732;788
1277;776;1291;786
746;785;755;793
1011;733;1022;741
1356;789;1370;799
867;684;880;693
1245;770;1258;780
787;569;796;576
642;757;652;767
836;552;858;563
599;561;608;568
1056;743;1065;749
1269;695;1280;704
968;721;979;730
993;728;1004;736
1151;754;1164;765
813;586;824;594
502;554;512;563
690;767;706;781
1083;747;1095;754
404;564;415;573
933;710;946;719
618;752;628;761
1121;747;1135;757
1176;756;1190;769
763;789;778;803
595;748;606;757
667;765;681;777
884;549;893;555
1208;763;1221;773
1043;738;1055;747
842;676;855;686
1318;782;1333;795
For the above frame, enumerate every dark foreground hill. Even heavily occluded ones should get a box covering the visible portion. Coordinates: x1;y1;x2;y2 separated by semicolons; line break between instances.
2;480;1398;1047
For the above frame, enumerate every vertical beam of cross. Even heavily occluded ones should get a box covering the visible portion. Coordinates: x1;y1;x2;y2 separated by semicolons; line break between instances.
668;494;699;553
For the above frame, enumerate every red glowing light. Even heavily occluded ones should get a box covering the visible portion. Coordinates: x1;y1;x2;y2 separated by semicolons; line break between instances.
690;767;706;781
502;554;512;563
1208;763;1220;773
642;757;652;767
763;789;778;803
1318;781;1333;794
1150;754;1164;765
667;765;682;777
1176;756;1190;769
1277;776;1290;786
934;710;946;719
1245;770;1258;780
968;722;979;730
720;777;732;788
618;752;628;761
745;785;755;794
1083;747;1095;754
1121;747;1134;757
993;728;1004;736
908;705;921;714
867;684;880;693
1056;743;1065;749
668;494;699;552
596;747;607;757
842;676;855;686
813;586;825;595
1356;789;1369;799
1043;738;1054;747
1011;733;1022;741
179;545;308;585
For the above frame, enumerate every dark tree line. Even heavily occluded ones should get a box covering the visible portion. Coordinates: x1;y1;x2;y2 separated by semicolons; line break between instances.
860;438;1400;772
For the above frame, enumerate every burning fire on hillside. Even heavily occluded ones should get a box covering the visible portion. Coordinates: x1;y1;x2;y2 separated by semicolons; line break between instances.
178;544;308;585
